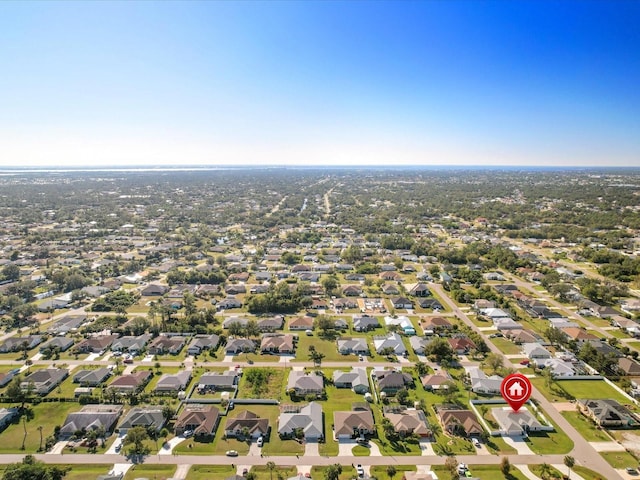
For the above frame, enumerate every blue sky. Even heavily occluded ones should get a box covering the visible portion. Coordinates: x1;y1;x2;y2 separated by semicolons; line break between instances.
0;1;639;167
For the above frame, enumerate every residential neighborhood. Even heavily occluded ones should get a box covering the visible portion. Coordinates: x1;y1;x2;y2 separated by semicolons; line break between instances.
0;168;638;480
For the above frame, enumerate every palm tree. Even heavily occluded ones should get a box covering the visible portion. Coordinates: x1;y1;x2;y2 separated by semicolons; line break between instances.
386;465;397;480
564;455;575;479
266;461;276;480
539;463;552;480
37;425;43;452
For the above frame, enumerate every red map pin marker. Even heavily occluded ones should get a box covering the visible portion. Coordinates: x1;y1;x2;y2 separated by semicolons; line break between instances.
500;373;532;412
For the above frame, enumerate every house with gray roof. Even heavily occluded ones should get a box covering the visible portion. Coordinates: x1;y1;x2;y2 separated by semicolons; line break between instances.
187;334;220;355
278;402;324;440
492;407;546;436
147;335;186;355
0;335;43;353
523;343;552;360
374;370;413;394
60;405;123;438
373;332;407;355
0;408;19;432
118;407;166;433
353;315;380;332
21;368;69;395
225;338;256;354
73;367;112;387
39;336;74;353
154;371;191;393
48;314;86;334
336;337;369;355
333;368;369;394
579;399;640;428
410;336;429;354
466;367;502;395
111;334;152;354
222;316;250;329
197;371;240;393
287;371;324;396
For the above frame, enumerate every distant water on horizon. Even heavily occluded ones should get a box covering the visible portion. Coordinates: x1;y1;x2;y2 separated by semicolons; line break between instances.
0;164;637;174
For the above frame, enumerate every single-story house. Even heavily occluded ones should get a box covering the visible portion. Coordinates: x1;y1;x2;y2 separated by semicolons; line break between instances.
154;371;191;393
118;407;166;433
337;338;369;355
278;402;324;440
175;405;220;438
59;405;123;438
334;409;375;439
333;368;370;393
287;371;324;396
225;410;269;439
385;408;431;437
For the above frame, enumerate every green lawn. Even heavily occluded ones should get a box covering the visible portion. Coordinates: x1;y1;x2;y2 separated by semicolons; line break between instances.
524;412;573;455
600;450;639;469
490;337;522;355
175;403;304;457
186;465;235;480
560;411;612;442
250;465;297;480
607;329;631;339
573;465;608;480
370;465;416;480
352;445;370;456
0;401;79;453
51;464;113;480
311;465;356;480
530;378;633;405
293;334;359;362
318;381;370;456
124;464;176;480
529;464;565;480
232;352;281;363
484;436;517;455
433;464;528;480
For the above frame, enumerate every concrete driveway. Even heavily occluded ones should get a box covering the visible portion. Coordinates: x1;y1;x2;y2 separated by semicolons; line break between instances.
159;435;187;455
502;435;534;455
304;440;319;456
419;439;435;456
247;441;262;456
338;439;356;456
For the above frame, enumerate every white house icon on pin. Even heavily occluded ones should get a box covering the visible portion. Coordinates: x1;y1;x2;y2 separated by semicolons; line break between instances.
508;381;524;397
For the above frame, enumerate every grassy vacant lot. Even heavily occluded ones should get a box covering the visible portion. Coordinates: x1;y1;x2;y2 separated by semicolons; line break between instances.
124;464;176;480
0;401;79;453
186;465;235;480
557;380;632;404
560;411;611;442
293;334;359;363
490;337;522;355
237;366;287;400
600;450;639;469
530;378;632;404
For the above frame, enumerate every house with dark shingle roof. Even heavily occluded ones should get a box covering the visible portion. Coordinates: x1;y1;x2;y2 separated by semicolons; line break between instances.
108;370;152;393
225;410;270;439
154;371;191;393
175;405;220;438
197;371;240;393
578;399;640;428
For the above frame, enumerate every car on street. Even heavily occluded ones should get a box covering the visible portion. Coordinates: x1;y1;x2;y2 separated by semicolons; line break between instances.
226;450;239;457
